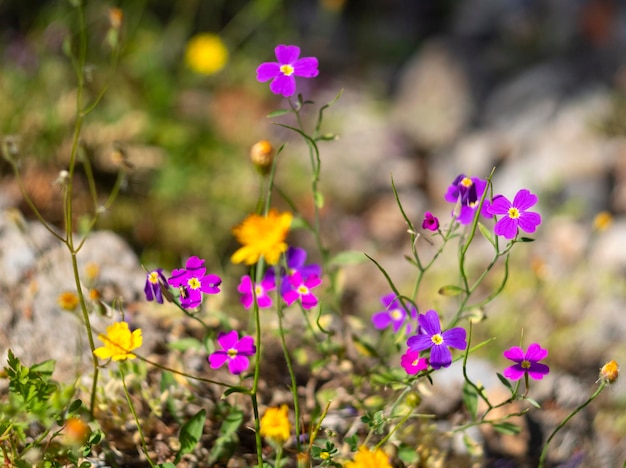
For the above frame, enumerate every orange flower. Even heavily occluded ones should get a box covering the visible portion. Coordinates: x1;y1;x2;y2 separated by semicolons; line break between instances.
231;210;292;265
57;291;80;311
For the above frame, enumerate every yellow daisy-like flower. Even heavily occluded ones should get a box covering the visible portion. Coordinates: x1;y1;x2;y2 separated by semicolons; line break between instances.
184;33;228;75
231;209;292;265
344;446;392;468
94;321;142;361
260;404;291;446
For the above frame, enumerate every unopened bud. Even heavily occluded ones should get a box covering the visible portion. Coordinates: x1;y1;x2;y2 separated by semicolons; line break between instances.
598;360;619;384
109;7;123;30
250;140;275;175
404;391;421;408
2;136;20;163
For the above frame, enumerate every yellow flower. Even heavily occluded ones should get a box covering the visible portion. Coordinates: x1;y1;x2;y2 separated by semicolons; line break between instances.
57;291;80;311
185;33;228;75
259;404;291;446
593;211;613;231
94;321;142;361
344;446;392;468
231;210;292;265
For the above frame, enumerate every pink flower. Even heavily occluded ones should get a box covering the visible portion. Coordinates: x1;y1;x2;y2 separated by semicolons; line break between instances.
503;343;549;381
487;189;542;239
256;45;319;97
208;330;256;375
282;272;322;309
237;274;275;309
401;350;428;375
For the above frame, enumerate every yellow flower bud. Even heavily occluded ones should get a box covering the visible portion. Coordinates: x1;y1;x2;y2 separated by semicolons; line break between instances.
249;140;275;175
598;360;619;384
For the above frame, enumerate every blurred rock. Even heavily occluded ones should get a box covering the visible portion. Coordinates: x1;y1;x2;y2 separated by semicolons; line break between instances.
0;209;156;381
391;39;473;151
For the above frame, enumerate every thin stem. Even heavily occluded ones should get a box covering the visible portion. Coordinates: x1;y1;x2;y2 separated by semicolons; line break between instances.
538;382;607;467
277;303;301;452
119;364;156;467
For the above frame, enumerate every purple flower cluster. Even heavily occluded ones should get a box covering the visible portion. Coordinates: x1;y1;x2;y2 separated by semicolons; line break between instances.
240;247;322;310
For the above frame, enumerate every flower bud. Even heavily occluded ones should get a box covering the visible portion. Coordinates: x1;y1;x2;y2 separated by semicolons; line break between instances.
249;140;275;175
598;360;619;384
404;391;421;408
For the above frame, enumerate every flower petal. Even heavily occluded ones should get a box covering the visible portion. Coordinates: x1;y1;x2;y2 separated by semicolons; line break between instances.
527;362;550;380
525;343;548;362
275;44;300;64
487;195;512;215
293;57;319;77
269;74;296;97
286;247;307;269
235;335;256;355
407;334;433;352
517;211;541;234
372;312;392;329
442;327;467;350
208;351;228;369
503;364;525;380
217;330;239;349
512;189;538;211
256;62;280;82
429;344;452;369
494;216;518;239
418;310;442;336
228;356;250;375
503;346;525;362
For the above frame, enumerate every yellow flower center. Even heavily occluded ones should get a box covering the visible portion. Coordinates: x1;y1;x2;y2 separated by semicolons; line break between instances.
390;309;403;321
297;285;309;294
431;334;443;345
227;348;238;359
412;358;420;366
149;272;159;284
255;285;263;295
521;360;531;369
188;277;201;290
508;207;520;219
280;64;294;76
461;177;473;187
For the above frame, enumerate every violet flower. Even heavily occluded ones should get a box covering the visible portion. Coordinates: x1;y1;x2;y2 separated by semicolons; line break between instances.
444;174;488;225
487;189;542;239
266;246;322;295
282;272;322;309
372;293;418;333
422;212;439;231
208;330;256;375
237;274;275;309
256;45;319;97
144;268;167;304
167;256;221;309
407;310;467;369
503;343;550;381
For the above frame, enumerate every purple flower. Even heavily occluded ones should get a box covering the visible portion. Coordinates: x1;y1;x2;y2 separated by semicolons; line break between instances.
267;247;322;295
407;310;467;369
401;349;428;375
208;330;256;375
444;174;488;225
282;272;322;309
503;343;550;381
422;212;439;231
487;189;542;239
372;293;418;333
237;274;275;309
167;256;222;309
144;268;167;304
256;45;319;97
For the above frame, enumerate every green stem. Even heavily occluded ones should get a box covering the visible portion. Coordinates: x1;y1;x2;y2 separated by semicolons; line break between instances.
277;303;301;452
538;382;607;467
119;364;156;467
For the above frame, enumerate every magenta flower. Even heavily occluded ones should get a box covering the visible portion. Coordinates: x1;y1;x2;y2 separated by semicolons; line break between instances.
444;174;488;224
167;256;222;309
372;293;418;333
266;247;322;295
503;343;550;381
487;189;542;239
407;310;467;369
237;274;275;309
422;212;439;231
282;272;322;309
256;45;319;97
208;330;256;375
401;349;428;375
144;268;167;304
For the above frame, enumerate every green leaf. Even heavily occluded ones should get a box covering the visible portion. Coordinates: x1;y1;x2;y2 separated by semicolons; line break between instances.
525;397;541;409
157;464;176;468
160;371;177;393
174;409;206;463
68;399;83;414
328;250;365;266
316;133;339;141
492;422;521;435
223;386;249;397
478;222;496;248
463;382;479;419
266;109;291;118
438;285;464;296
518;237;535;243
496;373;513;392
219;408;244;437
